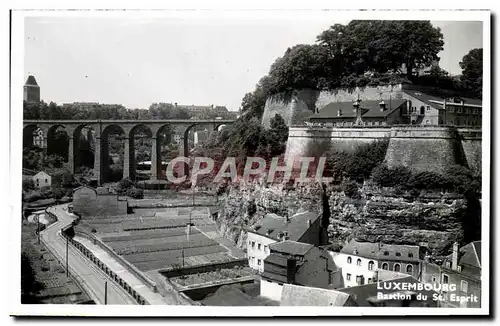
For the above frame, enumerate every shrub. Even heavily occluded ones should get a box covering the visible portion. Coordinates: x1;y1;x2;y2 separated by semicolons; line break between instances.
52;188;66;200
126;187;144;199
24;191;42;203
408;171;449;190
22;179;35;192
341;179;359;198
371;164;411;188
247;199;257;216
371;165;393;187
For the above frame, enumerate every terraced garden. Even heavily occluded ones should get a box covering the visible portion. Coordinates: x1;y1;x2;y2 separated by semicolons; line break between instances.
81;209;237;272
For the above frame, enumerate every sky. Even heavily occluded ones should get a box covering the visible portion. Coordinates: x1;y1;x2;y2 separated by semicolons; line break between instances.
24;17;483;111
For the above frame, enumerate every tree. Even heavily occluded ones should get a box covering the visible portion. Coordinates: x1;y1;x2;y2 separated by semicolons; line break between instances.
21;252;44;303
317;21;444;79
459;48;483;97
240;76;272;117
267;44;330;93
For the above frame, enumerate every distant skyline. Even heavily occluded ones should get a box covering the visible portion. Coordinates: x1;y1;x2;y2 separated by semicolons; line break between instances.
24;17;483;111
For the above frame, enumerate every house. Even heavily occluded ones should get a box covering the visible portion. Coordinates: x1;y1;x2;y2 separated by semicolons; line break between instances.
333;239;420;287
260;240;343;301
73;185;128;217
338;270;438;307
402;90;482;126
32;171;52;189
307;89;482;127
308;99;407;126
280;284;356;306
422;241;481;308
246;211;328;272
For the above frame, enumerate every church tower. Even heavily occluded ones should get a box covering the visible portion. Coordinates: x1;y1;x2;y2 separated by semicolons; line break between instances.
24;75;40;102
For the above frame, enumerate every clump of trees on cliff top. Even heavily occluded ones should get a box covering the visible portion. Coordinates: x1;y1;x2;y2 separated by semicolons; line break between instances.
241;20;482;119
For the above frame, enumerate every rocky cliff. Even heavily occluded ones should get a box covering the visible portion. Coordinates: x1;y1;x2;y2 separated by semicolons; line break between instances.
216;182;476;261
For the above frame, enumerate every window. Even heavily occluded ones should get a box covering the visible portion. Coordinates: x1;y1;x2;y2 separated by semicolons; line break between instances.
406;265;413;274
367;278;372;284
442;274;449;284
426;106;431;111
408;253;414;259
432;276;436;282
347;256;352;264
446;261;451;269
346;273;351;281
383;251;389;256
395;252;401;257
461;280;468;293
381;263;389;270
368;261;374;271
394;263;401;272
258;243;261;250
45;178;48;183
258;259;262;266
252;241;255;248
264;245;268;254
356;259;362;266
457;265;462;272
425;120;431;124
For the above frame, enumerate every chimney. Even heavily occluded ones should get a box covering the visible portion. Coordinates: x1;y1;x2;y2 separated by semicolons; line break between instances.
186;223;191;237
379;100;386;111
283;231;289;241
307;219;311;228
451;242;459;270
338;109;342;117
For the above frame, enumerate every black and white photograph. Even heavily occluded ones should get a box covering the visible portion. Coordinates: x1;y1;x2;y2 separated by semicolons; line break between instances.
6;7;490;317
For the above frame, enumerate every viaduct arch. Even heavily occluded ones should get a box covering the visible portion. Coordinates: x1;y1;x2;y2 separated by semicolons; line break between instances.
23;119;234;184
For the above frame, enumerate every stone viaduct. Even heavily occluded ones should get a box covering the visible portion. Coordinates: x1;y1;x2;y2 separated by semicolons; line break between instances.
23;119;234;184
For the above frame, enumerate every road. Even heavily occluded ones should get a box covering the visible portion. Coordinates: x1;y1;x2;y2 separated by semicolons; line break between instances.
42;204;136;305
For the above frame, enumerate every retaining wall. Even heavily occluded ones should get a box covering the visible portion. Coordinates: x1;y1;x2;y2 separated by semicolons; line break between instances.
285;125;482;174
160;258;248;278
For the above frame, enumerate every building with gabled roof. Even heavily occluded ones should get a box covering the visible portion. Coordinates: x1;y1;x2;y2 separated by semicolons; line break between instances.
333;239;421;287
246;211;328;272
421;241;482;308
260;240;343;302
308;99;407;126
401;89;482;126
32;171;52;189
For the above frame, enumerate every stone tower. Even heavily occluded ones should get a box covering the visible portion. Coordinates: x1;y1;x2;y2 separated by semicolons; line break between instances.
24;75;40;102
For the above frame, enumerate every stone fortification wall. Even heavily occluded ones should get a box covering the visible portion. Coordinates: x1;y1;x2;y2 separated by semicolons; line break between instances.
285;125;482;174
262;84;405;128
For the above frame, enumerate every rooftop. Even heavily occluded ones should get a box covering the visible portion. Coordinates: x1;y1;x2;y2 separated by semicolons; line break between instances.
280;284;353;306
251;211;320;242
269;240;314;257
442;241;481;279
310;99;407;120
25;75;39;87
403;89;482;108
340;239;419;262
